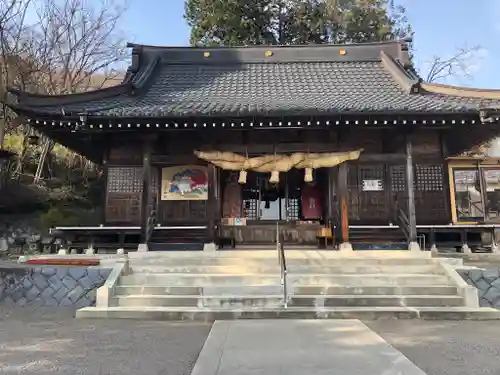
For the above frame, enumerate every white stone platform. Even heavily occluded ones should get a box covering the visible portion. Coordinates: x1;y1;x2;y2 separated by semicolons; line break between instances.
191;320;427;375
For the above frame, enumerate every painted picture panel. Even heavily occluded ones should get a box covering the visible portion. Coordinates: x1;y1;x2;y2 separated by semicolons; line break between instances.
161;165;208;201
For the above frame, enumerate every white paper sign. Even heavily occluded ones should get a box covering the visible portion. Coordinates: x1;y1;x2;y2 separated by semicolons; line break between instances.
362;179;383;191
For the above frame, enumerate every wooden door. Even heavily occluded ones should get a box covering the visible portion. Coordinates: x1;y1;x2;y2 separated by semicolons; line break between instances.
348;164;389;224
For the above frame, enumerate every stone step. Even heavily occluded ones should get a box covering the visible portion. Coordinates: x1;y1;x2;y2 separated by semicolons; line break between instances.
76;306;500;321
129;264;440;275
129;256;439;267
113;294;464;308
115;284;459;296
119;273;451;286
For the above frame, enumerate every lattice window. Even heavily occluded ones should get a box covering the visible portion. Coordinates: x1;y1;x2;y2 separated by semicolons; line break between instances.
415;164;444;191
243;199;258;219
287;198;300;220
390;165;406;192
359;165;385;190
107;167;158;193
107;167;142;193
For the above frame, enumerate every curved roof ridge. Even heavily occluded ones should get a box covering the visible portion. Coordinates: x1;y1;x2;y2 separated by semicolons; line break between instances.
380;51;419;94
128;38;413;64
7;83;132;108
420;82;500;100
130;55;160;91
126;38;411;50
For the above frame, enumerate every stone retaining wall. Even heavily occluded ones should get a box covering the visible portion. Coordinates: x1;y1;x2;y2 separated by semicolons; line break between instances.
458;268;500;309
0;266;110;308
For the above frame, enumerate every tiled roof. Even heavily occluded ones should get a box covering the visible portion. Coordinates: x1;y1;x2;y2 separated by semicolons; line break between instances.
7;40;500;119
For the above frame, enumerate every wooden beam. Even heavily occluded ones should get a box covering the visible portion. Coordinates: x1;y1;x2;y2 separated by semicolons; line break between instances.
337;162;349;243
405;137;417;242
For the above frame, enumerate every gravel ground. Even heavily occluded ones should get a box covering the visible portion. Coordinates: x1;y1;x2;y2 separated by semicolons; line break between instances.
367;320;500;375
0;307;212;375
2;307;500;375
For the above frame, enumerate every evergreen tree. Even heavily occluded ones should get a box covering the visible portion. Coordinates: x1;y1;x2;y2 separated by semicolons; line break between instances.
184;0;412;46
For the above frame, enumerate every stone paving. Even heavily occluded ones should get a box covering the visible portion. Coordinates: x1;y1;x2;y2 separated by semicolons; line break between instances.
1;308;500;375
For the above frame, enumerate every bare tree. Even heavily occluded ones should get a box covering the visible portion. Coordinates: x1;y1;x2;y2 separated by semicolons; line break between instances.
1;0;128;184
0;0;34;147
423;45;485;83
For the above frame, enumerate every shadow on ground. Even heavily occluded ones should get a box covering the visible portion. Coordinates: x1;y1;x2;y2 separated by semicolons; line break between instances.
0;307;212;375
367;320;500;375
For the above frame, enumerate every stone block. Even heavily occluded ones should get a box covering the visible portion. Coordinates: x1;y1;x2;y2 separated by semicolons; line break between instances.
32;273;49;290
492;278;500;289
479;297;493;307
52;285;69;303
475;278;491;291
43;297;59;307
68;267;87;281
86;289;97;305
9;286;24;302
116;248;125;255
41;267;56;277
78;275;94;290
61;275;77;290
57;249;67;255
99;269;111;280
59;297;73;306
17;297;27;307
67;285;86;303
86;268;100;281
41;286;55;299
483;269;500;283
25;286;40;303
75;296;92;309
48;275;63;291
56;267;68;279
468;269;484;283
22;277;33;290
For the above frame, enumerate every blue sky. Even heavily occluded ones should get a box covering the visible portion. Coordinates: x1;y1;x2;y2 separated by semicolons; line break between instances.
122;0;499;89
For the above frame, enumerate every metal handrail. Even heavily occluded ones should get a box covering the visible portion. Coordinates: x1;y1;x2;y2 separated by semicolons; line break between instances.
276;221;288;309
145;209;157;244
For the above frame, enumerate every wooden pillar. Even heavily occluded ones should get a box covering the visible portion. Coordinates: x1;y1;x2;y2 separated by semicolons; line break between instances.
206;163;218;244
337;162;349;244
101;145;109;225
405;137;417;244
326;167;335;224
140;137;153;244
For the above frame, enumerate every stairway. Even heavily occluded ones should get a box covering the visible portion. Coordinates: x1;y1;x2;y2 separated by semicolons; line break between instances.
148;227;206;251
349;226;407;250
76;251;500;320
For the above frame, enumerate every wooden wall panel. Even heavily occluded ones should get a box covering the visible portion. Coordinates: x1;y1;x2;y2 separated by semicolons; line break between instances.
105;166;158;224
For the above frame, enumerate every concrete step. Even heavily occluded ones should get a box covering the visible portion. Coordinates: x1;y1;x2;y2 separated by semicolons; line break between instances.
128;256;440;267
76;306;500;321
113;294;464;308
115;284;459;296
119;273;451;286
129;264;440;275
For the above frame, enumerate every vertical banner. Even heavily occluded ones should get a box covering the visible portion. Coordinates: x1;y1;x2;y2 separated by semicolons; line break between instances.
161;165;208;200
301;184;323;219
